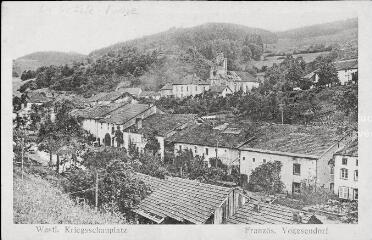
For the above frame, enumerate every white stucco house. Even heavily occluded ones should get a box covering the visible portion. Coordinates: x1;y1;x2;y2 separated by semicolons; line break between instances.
332;138;358;201
334;59;358;85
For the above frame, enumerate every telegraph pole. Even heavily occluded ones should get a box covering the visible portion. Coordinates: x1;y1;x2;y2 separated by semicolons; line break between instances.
95;170;99;211
215;140;219;167
279;104;284;125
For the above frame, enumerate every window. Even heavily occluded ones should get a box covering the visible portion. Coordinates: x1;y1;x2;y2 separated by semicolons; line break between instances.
179;145;182;152
186;86;188;92
292;182;301;194
194;146;197;154
181;86;183;92
242;157;246;161
330;166;334;174
205;148;209;155
354;170;358;181
340;168;348;180
195;86;197;91
342;157;348;165
263;159;266;163
111;127;115;134
353;189;358;200
253;158;255;162
339;186;349;199
330;183;334;192
356;159;358;166
293;163;301;175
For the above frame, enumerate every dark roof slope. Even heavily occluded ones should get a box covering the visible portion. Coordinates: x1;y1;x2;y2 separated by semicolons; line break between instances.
168;122;255;148
174;74;210;85
335;138;358;157
227;201;316;224
71;102;128;119
139;91;161;98
235;71;259;82
138;114;197;136
334;59;358;71
240;124;345;157
96;91;127;102
134;176;233;224
99;104;151;124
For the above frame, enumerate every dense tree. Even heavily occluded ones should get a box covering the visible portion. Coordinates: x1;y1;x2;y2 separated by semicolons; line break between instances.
247;161;284;194
317;61;339;87
20;70;36;81
144;130;160;156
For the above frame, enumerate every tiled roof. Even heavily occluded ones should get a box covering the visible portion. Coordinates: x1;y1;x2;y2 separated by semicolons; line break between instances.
71;102;128;119
96;91;127;102
235;71;259;83
227;201;316;224
117;88;142;96
87;92;109;102
168;122;255;149
174;74;210;85
55;94;87;109
26;92;53;103
240;124;345;157
335;138;358;157
99;104;151;124
138;113;197;137
334;59;358;71
134;176;234;224
160;84;173;90
133;172;166;191
210;85;230;93
139;91;161;98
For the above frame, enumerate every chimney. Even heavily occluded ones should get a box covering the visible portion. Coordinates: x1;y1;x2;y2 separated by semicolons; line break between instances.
253;202;261;213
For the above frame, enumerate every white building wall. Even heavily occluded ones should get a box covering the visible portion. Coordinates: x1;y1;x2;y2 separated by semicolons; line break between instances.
239;150;317;194
125;132;165;159
333;155;358;200
174;143;240;166
172;85;210;98
337;69;357;85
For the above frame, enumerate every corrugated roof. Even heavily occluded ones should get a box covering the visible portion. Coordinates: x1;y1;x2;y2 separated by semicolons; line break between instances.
240;124;345;157
334;59;358;71
134;176;233;224
137;113;197;137
335;138;358;157
99;104;151;124
227;201;315;224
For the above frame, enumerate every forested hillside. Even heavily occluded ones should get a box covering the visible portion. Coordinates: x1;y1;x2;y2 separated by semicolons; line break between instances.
13;51;87;76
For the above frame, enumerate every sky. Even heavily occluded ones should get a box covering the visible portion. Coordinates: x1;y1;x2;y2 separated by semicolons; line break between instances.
3;2;358;59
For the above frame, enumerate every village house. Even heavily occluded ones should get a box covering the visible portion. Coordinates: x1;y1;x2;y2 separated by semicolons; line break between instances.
209;85;233;98
334;59;358;85
172;74;211;98
169;122;255;167
72;103;158;147
159;83;173;97
133;173;247;224
124;113;198;159
238;124;354;194
332;138;358;201
138;91;161;100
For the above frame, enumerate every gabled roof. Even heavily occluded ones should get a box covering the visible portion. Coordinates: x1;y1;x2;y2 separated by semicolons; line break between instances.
303;71;316;79
138;113;197;137
160;84;173;90
334;59;358;71
26;92;53;104
239;124;345;158
117;88;142;97
210;85;232;94
96;91;128;102
71;102;128;119
234;71;259;83
133;176;234;224
227;201;318;224
335;138;358;157
139;91;161;98
87;92;108;102
99;104;152;125
173;74;210;85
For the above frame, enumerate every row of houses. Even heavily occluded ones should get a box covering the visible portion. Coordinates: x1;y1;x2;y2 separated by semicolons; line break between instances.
73;100;357;200
169;121;357;198
302;58;358;86
160;53;260;98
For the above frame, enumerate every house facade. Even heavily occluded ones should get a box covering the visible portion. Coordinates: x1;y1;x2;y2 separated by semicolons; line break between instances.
334;59;358;85
172;74;210;98
333;139;358;201
159;84;173;98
